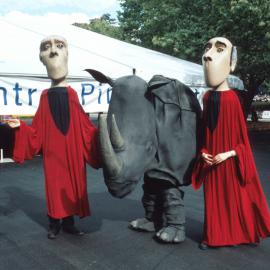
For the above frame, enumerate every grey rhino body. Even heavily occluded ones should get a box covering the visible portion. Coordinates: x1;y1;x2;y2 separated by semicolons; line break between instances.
86;69;201;243
145;75;201;186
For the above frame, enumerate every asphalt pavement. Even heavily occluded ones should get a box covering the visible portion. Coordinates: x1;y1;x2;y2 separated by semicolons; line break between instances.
0;130;270;270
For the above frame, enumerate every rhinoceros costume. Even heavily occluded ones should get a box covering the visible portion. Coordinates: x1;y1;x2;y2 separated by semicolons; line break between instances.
86;69;201;243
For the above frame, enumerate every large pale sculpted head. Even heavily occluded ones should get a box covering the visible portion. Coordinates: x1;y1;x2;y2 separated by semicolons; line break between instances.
39;35;68;82
202;37;237;89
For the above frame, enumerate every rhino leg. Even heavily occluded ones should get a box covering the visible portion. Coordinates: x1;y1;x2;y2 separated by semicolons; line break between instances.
129;180;156;232
129;178;165;232
129;218;155;232
155;187;186;243
156;225;185;243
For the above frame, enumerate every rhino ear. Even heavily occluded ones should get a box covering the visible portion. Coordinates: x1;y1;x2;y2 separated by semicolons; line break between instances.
84;69;114;86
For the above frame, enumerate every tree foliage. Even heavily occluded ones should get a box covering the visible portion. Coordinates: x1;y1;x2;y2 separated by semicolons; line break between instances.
118;0;270;102
73;13;122;40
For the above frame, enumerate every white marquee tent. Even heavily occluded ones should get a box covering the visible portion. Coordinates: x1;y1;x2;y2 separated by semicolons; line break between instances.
0;16;244;115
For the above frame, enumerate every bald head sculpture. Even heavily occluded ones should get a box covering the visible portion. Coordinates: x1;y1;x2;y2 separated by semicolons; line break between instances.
39;35;69;87
202;37;237;91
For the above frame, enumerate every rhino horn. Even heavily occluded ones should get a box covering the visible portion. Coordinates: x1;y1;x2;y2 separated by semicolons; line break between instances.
99;114;123;177
110;114;125;152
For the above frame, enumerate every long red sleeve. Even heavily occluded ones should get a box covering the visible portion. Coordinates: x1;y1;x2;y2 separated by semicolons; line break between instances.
13;99;43;163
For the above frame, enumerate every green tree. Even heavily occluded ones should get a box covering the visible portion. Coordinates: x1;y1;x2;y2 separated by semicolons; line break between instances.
118;0;270;108
74;13;122;40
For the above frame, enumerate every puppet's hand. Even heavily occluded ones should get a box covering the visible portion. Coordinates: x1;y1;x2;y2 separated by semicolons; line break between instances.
202;152;213;166
212;151;234;165
6;119;20;128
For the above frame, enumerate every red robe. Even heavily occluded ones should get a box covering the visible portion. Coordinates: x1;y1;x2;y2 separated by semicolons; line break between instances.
13;86;100;219
192;89;270;246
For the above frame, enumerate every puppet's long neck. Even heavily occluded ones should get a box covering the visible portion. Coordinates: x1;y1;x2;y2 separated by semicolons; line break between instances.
214;79;230;92
50;77;68;88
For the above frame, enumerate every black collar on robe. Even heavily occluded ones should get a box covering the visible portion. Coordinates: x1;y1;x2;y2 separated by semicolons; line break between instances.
206;91;220;132
47;87;70;135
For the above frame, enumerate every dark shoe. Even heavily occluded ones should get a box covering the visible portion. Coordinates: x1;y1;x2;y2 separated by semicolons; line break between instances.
199;243;209;250
62;216;84;236
62;225;84;236
47;226;61;240
249;243;259;247
47;216;61;240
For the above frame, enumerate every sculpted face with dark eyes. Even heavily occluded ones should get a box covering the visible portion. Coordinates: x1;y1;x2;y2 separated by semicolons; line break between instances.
202;37;237;91
39;35;69;86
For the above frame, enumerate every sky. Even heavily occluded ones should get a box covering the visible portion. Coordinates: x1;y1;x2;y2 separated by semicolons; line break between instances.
0;0;121;24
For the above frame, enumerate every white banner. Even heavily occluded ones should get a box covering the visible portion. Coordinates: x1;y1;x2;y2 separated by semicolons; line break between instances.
0;76;111;115
0;74;218;116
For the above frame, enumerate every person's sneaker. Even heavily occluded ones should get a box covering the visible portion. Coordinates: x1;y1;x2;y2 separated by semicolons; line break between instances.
198;242;209;250
62;225;84;236
47;226;61;240
249;242;259;247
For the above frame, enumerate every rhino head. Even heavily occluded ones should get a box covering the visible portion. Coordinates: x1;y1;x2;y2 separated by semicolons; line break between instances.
86;69;157;198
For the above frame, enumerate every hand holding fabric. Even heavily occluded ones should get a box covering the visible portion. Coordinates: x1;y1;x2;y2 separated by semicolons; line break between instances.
202;152;213;166
212;150;235;165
